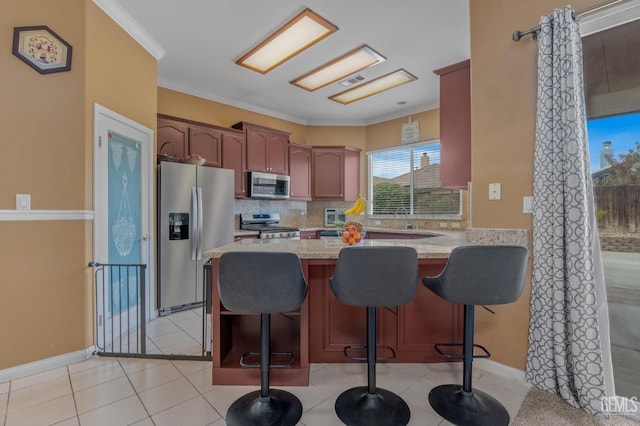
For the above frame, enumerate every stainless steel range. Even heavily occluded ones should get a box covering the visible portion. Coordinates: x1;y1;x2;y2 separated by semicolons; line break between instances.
240;213;300;239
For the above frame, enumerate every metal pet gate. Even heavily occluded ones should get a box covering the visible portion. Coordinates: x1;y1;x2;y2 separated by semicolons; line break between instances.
89;261;212;360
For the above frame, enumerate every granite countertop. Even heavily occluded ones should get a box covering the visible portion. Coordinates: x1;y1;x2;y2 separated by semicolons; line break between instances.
221;228;529;260
210;230;466;260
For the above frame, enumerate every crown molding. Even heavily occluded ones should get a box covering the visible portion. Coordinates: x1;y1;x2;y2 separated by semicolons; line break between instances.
92;0;166;60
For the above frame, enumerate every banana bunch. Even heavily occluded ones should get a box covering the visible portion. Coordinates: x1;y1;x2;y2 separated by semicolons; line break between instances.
344;194;366;215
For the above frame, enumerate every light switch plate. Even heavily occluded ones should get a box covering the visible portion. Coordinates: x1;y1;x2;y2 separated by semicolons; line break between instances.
16;194;31;211
489;183;501;200
523;196;533;213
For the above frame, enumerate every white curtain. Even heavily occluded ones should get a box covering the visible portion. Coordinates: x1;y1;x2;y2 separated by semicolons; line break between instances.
525;7;615;418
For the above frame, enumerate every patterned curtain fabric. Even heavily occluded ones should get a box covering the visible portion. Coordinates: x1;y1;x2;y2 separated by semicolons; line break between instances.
525;7;614;418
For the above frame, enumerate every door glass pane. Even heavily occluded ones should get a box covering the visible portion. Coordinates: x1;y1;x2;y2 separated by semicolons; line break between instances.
108;131;142;314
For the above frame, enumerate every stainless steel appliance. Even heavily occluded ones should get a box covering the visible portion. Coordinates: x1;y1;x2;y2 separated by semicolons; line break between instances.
240;213;300;239
324;208;346;227
248;171;290;199
157;161;234;316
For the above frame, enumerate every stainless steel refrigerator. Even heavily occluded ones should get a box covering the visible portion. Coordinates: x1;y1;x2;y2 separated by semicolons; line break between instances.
157;161;234;316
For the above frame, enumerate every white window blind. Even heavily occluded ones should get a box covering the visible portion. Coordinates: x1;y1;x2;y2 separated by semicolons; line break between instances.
368;140;461;215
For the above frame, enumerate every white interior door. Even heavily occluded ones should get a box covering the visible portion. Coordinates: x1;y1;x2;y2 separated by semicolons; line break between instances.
93;104;154;347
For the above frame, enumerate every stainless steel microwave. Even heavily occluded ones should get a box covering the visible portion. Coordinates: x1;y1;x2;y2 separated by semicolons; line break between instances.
248;171;290;199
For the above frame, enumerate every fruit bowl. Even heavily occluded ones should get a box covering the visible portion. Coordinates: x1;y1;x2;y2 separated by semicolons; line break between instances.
338;222;366;245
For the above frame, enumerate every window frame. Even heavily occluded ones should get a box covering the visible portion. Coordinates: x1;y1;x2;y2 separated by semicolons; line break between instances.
367;139;463;219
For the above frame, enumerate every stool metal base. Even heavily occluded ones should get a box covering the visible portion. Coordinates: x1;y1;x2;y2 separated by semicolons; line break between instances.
428;384;509;426
225;389;302;426
335;386;410;426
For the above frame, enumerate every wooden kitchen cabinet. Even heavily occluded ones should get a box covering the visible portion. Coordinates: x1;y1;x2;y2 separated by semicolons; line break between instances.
221;130;248;198
434;59;471;190
308;259;462;363
299;230;317;240
157;115;223;167
288;142;312;200
232;122;290;175
189;126;222;167
157;117;188;159
312;146;361;201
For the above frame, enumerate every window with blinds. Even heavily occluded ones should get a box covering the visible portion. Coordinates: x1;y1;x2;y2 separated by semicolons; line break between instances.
368;140;461;216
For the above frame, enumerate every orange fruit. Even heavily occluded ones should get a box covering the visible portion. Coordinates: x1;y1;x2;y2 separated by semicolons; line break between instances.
348;237;356;245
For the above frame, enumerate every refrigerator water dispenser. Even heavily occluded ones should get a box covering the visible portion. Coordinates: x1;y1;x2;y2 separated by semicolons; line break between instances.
169;212;189;240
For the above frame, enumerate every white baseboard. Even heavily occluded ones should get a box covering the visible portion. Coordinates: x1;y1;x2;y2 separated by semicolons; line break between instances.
475;358;529;385
0;346;95;383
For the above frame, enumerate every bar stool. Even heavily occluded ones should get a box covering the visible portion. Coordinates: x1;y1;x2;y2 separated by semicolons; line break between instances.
330;246;419;426
422;245;528;426
218;251;308;426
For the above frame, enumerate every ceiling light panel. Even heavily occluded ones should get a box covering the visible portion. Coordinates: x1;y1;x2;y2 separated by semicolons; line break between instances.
236;8;338;74
329;69;418;105
291;45;385;91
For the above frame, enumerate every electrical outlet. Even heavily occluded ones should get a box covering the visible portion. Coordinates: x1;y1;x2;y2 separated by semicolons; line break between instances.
489;183;501;200
439;222;448;228
451;222;460;228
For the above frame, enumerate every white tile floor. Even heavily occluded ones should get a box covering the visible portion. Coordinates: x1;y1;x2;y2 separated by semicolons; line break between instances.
104;308;205;357
0;357;532;425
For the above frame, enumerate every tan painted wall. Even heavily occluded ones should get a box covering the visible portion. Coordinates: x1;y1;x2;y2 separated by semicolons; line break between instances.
0;0;157;369
470;0;599;369
0;0;87;369
365;110;440;152
158;88;308;143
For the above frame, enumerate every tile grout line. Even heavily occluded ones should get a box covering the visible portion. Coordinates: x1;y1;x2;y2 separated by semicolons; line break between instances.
169;359;226;421
65;365;81;426
117;357;156;425
2;381;10;426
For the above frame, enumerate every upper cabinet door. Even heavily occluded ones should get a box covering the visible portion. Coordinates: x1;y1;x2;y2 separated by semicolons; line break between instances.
157;117;188;159
313;148;344;199
189;126;222;167
312;147;360;201
233;122;290;174
434;60;470;190
246;128;268;172
222;132;247;198
289;143;312;200
266;132;289;175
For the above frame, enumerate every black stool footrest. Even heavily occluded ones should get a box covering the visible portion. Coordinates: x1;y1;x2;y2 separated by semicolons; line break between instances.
434;343;491;359
343;344;396;361
239;351;295;368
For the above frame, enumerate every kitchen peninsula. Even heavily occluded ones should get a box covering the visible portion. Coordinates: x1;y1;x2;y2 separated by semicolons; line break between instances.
205;232;466;386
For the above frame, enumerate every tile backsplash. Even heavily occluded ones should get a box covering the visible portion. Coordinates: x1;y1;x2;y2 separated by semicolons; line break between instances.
232;199;466;230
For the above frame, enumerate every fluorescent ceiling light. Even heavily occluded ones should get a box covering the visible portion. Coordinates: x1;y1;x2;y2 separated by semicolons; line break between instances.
236;8;338;74
291;45;386;91
329;69;418;105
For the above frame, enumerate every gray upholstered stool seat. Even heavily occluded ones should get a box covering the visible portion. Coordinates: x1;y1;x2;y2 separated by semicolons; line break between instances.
330;246;419;426
218;251;308;426
422;245;528;426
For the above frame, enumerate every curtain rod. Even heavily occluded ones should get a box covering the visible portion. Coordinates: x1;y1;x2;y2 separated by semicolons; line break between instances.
512;0;624;41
